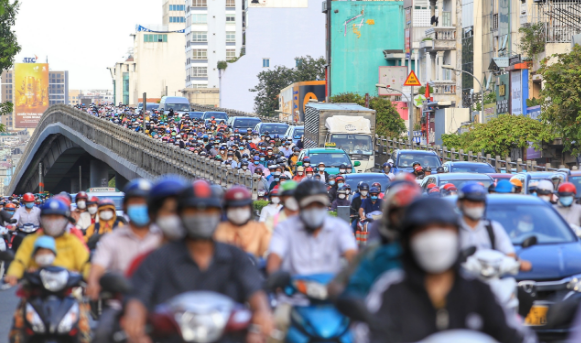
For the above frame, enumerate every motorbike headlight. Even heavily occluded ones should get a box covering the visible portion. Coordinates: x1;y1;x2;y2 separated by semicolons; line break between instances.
25;303;45;333
568;277;581;292
294;280;328;300
40;269;69;292
176;310;228;343
57;303;79;333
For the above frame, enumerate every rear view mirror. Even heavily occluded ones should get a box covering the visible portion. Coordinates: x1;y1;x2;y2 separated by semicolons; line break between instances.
521;236;538;249
335;296;377;327
296;162;303;167
354;161;361;167
100;272;133;294
265;271;291;292
460;246;477;262
0;250;14;262
9;219;16;224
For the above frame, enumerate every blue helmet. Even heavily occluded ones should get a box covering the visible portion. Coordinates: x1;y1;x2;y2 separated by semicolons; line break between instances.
124;179;153;201
494;180;514;194
458;182;488;202
148;175;188;214
41;198;70;217
33;236;57;255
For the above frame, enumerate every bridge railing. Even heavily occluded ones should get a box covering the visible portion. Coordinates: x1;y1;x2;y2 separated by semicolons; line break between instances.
10;105;267;197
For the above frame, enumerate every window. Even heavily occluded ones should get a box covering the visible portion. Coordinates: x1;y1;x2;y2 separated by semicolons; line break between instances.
226;14;235;23
226;49;236;60
226;0;235;6
262;58;270;67
170;16;185;22
192;14;207;23
170;4;185;10
191;84;208;88
192;49;207;59
191;67;208;77
192;0;207;6
144;34;168;42
192;31;207;42
226;31;236;42
295;58;303;67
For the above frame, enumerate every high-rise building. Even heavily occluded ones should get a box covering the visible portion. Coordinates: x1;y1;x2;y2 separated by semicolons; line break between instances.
0;70;14;129
184;0;244;89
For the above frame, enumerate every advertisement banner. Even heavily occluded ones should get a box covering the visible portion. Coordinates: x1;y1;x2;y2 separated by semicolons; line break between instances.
495;74;509;115
527;105;541;120
510;70;523;115
14;63;49;128
483;103;497;123
378;66;408;96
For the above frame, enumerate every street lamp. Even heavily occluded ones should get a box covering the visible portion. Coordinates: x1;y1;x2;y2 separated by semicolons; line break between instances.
376;83;414;143
442;65;483;122
375;84;411;102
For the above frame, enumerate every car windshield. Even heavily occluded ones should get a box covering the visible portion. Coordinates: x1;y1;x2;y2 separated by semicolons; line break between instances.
165;103;190;112
486;203;576;244
398;154;441;168
345;175;391;192
91;195;124;210
570;176;581;197
146;104;159;111
293;129;304;139
450;164;496;173
234;119;261;129
330;134;373;155
308;153;351;167
260;124;289;134
188;112;204;119
439;179;493;189
204;112;228;120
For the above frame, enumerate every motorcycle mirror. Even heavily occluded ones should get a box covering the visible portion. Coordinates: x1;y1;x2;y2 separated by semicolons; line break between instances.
9;219;16;224
87;234;102;251
460;246;477;262
265;271;291;292
0;250;15;262
546;295;581;329
521;236;538;249
99;272;133;294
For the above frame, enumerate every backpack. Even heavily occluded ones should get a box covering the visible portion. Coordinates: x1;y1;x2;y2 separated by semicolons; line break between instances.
484;220;496;250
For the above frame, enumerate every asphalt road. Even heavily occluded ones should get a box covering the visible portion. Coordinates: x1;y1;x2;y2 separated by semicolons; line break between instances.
0;288;19;340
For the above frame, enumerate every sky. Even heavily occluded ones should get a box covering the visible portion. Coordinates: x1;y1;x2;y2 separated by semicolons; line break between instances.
12;0;162;90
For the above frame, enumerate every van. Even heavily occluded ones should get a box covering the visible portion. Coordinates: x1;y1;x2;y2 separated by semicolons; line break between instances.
158;96;191;116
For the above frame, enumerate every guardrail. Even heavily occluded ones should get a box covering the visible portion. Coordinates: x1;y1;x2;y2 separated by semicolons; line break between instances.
9;105;266;196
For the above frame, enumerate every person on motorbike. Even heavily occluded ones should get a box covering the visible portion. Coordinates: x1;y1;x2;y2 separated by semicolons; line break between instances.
1;202;16;226
327;174;338;202
441;183;458;196
536;179;555;203
86;179;161;300
331;186;351;211
12;192;41;227
316;162;330;183
86;196;100;223
84;199;125;241
554;182;581;226
510;178;524;194
365;197;537;343
350;182;369;232
413;165;425;180
493;179;514;194
359;187;383;223
72;191;92;233
215;186;271;257
381;162;395;180
259;187;282;223
293;166;305;182
122;180;274;343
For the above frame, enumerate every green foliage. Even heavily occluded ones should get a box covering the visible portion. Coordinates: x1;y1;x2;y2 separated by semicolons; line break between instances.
539;44;581;154
0;0;20;125
253;200;270;213
217;61;228;70
440;114;555;157
417;85;433;95
329;93;406;137
250;56;325;116
484;91;496;105
526;97;541;107
328;211;337;217
518;23;545;58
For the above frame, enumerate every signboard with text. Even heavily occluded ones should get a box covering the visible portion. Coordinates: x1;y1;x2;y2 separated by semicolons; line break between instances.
510;70;523;115
14;63;49;128
378;66;408;96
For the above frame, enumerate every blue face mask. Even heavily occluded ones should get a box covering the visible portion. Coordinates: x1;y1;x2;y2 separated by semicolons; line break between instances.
6;211;13;215
260;158;265;161
127;204;150;227
371;195;379;201
25;203;34;209
254;161;259;165
329;181;335;185
274;178;280;182
560;196;574;207
337;182;344;188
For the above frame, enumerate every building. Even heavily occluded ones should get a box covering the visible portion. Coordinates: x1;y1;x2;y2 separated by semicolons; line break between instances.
220;0;325;112
69;89;81;105
184;0;244;90
0;70;14;129
73;89;113;105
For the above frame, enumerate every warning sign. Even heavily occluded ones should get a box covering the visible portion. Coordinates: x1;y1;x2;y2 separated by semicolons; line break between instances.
403;70;422;87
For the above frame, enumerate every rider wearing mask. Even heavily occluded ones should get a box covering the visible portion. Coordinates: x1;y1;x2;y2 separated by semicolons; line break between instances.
0;202;16;227
316;162;329;183
350;183;369;232
510;178;524;194
327;175;338;202
86;196;100;223
359;187;383;222
123;180;274;343
72;191;93;233
536;179;555;203
265;181;299;232
331;186;351;211
304;166;315;178
366;197;536;343
259;187;283;222
12;192;41;227
381;162;395;180
215;186;271;257
84;199;124;241
554;182;581;226
293;166;305;182
86;179;161;300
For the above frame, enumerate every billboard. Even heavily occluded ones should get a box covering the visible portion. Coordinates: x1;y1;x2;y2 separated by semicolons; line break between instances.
278;81;325;122
14;63;49;128
378;66;408;96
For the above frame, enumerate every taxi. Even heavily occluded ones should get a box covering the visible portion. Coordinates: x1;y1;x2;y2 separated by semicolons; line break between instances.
297;143;362;174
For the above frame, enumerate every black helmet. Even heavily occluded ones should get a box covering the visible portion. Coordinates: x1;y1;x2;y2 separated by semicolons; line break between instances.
294;179;330;208
436;167;445;173
339;163;348;169
358;182;370;192
400;197;459;240
178;180;222;210
412;161;421;168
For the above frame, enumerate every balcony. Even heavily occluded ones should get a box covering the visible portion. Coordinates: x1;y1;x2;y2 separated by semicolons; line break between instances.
419;27;456;51
431;80;456;95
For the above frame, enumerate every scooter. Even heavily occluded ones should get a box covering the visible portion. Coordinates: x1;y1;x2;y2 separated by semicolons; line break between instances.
0;250;85;342
12;223;39;252
267;272;352;343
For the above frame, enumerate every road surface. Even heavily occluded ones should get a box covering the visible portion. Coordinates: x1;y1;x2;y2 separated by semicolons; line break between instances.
0;288;19;339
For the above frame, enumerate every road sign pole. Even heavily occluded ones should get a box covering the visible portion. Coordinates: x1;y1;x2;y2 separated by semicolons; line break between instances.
409;86;413;145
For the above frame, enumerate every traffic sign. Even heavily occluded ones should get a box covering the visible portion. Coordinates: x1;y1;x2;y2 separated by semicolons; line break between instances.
403;71;422;87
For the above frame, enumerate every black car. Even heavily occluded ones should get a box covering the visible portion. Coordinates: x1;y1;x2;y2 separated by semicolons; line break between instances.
343;173;391;193
441;161;496;174
228;117;262;131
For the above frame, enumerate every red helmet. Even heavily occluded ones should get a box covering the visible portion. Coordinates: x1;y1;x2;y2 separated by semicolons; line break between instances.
270;185;280;196
558;182;577;196
53;194;71;208
426;183;437;190
428;187;441;194
87;196;100;205
371;182;382;192
22;193;35;202
305;167;314;173
224;186;252;207
443;183;457;191
335;175;345;183
76;191;88;201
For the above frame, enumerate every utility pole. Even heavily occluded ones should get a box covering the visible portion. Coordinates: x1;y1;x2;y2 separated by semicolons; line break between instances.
38;163;43;193
143;92;147;133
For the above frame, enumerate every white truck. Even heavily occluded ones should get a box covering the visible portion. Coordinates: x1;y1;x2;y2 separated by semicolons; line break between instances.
304;102;376;172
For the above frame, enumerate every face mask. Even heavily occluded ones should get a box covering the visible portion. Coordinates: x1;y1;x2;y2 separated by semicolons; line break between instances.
346;190;351;195
339;169;346;173
254;161;259;165
338;194;346;199
242;166;248;170
518;221;534;232
227;208;252;225
181;213;220;239
271;197;280;204
463;206;485;220
274;178;280;182
260;158;265;161
268;152;273;155
560;196;574;207
297;172;303;176
319;167;325;171
539;195;551;202
99;210;114;221
127;204;150;227
361;191;368;196
41;217;69;237
6;211;14;215
329;181;335;185
371;195;378;201
156;215;184;240
284;197;299;211
337;183;344;188
411;229;459;273
88;206;98;215
300;207;327;232
304;163;310;167
77;201;86;209
35;254;55;267
25;203;34;209
306;174;313;178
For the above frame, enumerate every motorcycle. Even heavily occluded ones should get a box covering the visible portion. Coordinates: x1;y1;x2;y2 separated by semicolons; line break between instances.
0;250;86;342
356;211;382;247
12;223;39;252
267;272;352;343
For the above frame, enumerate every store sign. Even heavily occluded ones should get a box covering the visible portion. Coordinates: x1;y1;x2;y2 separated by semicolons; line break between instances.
22;55;38;63
510;70;529;115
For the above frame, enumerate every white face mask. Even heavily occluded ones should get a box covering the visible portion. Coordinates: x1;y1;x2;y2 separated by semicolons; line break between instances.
88;206;98;215
99;210;114;221
361;191;368;197
156;215;184;240
227;207;252;225
300;207;327;231
284;197;299;211
463;206;485;220
298;172;303;176
35;253;55;267
539;195;551;202
271;197;280;204
338;194;346;199
77;201;86;209
411;229;459;273
319;167;325;171
518;221;534;232
41;217;69;237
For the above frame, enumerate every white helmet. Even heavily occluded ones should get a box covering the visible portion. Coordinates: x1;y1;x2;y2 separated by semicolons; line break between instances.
537;179;554;202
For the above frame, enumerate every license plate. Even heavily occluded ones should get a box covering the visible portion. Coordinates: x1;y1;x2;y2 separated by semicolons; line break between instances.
525;305;548;326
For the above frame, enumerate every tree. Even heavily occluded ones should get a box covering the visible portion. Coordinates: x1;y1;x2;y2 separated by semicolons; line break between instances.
0;0;20;121
539;44;581;155
250;55;325;116
329;93;406;138
441;114;555;157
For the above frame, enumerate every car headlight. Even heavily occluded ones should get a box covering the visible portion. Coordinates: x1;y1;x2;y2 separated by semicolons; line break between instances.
57;303;79;333
40;269;69;292
25;303;45;333
176;310;228;343
568;277;581;292
294;280;328;300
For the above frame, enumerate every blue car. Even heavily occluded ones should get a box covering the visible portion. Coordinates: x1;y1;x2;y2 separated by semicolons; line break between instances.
390;149;441;174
